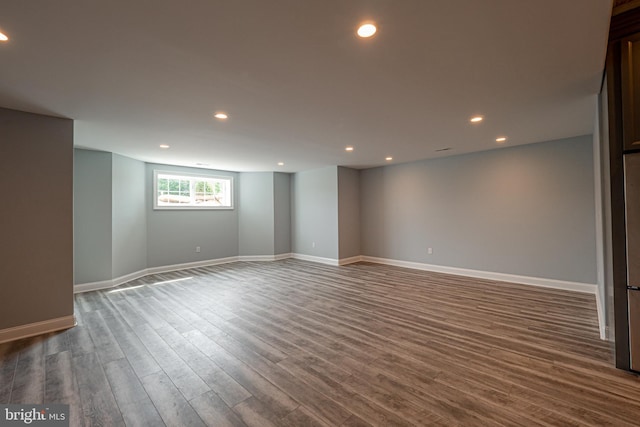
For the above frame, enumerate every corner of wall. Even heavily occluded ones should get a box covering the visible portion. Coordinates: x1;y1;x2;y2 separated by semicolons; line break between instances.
2;108;74;333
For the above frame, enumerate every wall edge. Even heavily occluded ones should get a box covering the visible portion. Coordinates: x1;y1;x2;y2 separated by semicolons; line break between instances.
0;315;76;344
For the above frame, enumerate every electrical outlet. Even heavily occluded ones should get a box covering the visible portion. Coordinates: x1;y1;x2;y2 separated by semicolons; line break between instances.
427;247;433;255
196;246;201;253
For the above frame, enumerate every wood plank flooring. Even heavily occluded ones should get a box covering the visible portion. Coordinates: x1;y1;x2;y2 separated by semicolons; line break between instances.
2;259;640;426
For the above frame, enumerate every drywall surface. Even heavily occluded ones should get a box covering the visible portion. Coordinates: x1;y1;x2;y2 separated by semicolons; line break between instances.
274;172;292;255
360;135;598;284
0;108;73;329
291;167;339;259
338;167;361;259
112;154;147;278
239;172;275;256
146;163;239;267
74;149;113;283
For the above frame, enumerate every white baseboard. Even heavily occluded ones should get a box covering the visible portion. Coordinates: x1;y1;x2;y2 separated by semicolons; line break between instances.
361;256;597;294
595;290;606;340
339;255;363;265
0;315;76;344
75;256;241;293
74;269;150;293
113;269;150;286
76;253;355;293
146;256;239;275
74;279;115;293
238;253;293;262
239;255;275;262
290;253;340;266
74;255;298;293
274;252;293;261
290;253;362;266
78;253;598;294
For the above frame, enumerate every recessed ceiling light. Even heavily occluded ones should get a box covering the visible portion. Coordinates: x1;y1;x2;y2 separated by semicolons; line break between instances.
436;147;451;152
159;144;170;149
357;23;377;38
496;137;507;143
345;146;354;152
470;116;483;123
277;162;284;166
385;156;393;161
195;162;209;166
0;32;8;42
214;112;228;120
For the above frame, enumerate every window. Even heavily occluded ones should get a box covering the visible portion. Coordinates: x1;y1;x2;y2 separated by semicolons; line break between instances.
153;170;233;209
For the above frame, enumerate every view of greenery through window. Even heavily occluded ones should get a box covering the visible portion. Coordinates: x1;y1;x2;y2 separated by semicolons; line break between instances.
155;171;232;209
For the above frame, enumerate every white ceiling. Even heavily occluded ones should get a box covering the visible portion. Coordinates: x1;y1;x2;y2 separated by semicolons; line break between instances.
0;0;612;172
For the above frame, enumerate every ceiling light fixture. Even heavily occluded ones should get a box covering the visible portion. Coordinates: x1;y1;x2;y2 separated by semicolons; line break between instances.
496;137;507;143
277;162;284;166
385;156;393;161
159;144;170;149
357;23;377;38
0;32;8;42
214;112;228;120
470;116;483;123
345;146;354;152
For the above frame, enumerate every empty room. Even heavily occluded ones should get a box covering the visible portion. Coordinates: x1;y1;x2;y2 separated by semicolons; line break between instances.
2;0;640;426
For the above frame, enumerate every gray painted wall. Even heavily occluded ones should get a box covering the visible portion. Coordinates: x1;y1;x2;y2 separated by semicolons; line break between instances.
360;135;598;284
112;154;147;278
338;167;361;259
274;172;291;255
0;108;74;329
239;172;275;256
74;158;290;281
291;167;339;259
74;134;599;294
146;163;239;267
74;149;113;283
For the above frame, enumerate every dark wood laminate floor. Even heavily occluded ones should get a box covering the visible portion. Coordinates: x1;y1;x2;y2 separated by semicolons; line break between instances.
2;260;640;426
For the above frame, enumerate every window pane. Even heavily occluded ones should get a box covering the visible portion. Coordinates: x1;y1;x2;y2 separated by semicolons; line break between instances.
154;171;232;209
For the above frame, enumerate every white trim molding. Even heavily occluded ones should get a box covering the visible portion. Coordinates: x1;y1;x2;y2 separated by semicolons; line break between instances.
0;315;76;344
74;255;298;293
145;256;239;275
75;256;241;293
339;255;363;265
238;253;293;262
595;291;607;340
290;253;340;266
361;256;598;294
274;252;293;261
74;269;150;293
238;255;277;262
291;253;363;266
74;278;115;294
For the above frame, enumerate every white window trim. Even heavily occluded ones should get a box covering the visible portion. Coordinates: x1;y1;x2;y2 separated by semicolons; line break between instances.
153;169;234;210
